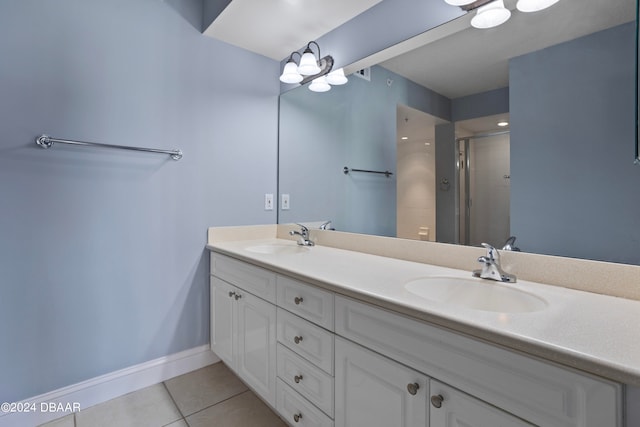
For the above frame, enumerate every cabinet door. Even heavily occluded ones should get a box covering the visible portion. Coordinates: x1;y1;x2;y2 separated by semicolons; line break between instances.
335;337;428;427
210;277;235;367
429;380;533;427
236;289;277;406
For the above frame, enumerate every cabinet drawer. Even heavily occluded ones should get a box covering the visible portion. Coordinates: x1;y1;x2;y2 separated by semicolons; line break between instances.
277;344;334;417
335;295;622;427
211;252;276;303
276;379;334;427
278;308;334;374
277;275;334;330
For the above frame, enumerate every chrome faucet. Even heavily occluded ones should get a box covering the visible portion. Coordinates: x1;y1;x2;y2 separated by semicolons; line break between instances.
472;243;517;283
290;224;315;246
319;220;334;230
502;236;521;252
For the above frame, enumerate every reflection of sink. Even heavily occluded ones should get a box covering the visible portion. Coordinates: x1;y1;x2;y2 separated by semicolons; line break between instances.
404;277;547;313
245;244;310;255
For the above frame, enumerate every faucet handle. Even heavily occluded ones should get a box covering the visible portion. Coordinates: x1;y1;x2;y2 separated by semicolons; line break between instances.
295;223;309;235
481;243;501;264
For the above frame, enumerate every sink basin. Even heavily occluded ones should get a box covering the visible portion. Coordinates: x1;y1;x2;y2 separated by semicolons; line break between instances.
245;243;310;255
404;277;547;313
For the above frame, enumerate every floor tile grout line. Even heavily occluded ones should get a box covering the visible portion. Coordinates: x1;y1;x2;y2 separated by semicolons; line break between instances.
161;381;189;424
182;389;252;420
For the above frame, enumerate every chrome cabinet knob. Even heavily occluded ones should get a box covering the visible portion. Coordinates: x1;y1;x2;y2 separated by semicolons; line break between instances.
228;291;235;298
294;296;304;305
294;374;303;383
407;382;420;395
293;413;303;423
234;293;242;300
294;335;303;344
431;394;444;408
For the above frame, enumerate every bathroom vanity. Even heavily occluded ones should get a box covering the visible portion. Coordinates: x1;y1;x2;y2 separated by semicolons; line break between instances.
207;225;640;427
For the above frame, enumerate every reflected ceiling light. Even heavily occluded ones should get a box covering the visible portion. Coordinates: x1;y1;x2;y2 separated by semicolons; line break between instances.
401;136;409;140
516;0;559;12
280;41;346;92
471;0;511;29
309;76;331;93
444;0;475;5
497;121;509;127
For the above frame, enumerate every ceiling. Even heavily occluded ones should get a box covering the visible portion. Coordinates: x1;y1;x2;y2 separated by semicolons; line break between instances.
203;0;384;61
205;0;636;98
379;0;636;99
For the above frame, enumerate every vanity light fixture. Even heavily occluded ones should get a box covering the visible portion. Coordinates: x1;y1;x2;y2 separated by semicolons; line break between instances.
471;0;511;29
444;0;476;5
516;0;559;12
447;0;560;29
309;76;331;92
279;41;347;92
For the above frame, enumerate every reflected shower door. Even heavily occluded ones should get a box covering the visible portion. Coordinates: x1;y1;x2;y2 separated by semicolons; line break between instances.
459;132;511;248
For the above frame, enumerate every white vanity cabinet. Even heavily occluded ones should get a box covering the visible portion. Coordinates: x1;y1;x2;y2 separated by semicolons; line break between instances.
335;295;622;427
335;336;428;427
210;250;624;427
210;254;277;406
429;380;533;427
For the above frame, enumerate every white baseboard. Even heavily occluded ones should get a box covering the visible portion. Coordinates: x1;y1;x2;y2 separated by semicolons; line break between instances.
0;345;219;427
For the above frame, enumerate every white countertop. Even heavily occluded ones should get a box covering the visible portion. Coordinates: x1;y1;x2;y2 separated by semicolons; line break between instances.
208;238;640;386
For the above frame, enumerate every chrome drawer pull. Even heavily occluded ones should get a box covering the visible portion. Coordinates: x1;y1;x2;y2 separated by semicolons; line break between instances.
431;394;444;408
407;382;420;396
294;335;303;344
293;413;303;423
228;291;235;298
294;296;304;305
294;374;303;384
234;293;242;300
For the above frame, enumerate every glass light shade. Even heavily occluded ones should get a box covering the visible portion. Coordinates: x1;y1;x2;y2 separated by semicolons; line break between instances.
471;0;511;29
516;0;559;12
326;68;348;85
279;61;303;84
444;0;476;5
298;51;321;75
309;76;331;92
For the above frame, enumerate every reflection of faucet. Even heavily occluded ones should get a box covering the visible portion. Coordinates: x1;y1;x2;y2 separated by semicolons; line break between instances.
290;224;315;246
502;236;521;251
319;220;335;230
472;243;517;283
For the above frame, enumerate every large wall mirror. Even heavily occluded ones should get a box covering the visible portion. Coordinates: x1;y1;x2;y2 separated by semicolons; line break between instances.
279;0;640;265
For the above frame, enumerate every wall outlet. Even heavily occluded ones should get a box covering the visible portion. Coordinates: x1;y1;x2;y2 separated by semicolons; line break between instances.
264;193;274;210
281;194;290;210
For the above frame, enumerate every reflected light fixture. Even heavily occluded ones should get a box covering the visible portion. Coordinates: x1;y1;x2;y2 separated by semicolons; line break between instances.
471;0;511;29
497;121;509;127
279;41;348;92
444;0;475;5
444;0;560;29
516;0;559;12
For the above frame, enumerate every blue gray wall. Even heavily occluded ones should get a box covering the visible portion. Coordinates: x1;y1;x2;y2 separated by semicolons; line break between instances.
0;0;279;402
279;66;450;236
510;22;639;264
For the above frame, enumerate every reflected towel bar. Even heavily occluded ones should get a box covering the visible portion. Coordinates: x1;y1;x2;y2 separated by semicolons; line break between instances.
36;134;183;160
343;166;393;178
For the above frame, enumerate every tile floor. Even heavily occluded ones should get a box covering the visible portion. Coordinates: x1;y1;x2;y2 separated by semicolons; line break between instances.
39;362;287;427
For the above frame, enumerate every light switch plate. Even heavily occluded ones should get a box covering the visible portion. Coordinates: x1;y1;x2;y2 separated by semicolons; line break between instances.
281;194;290;210
265;193;274;210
